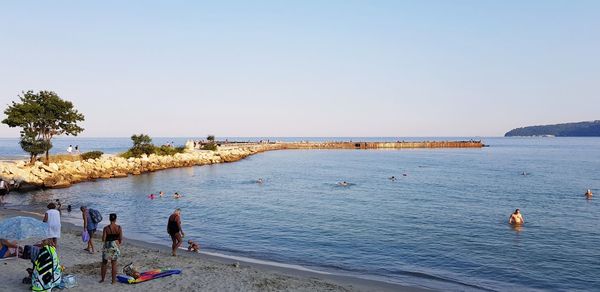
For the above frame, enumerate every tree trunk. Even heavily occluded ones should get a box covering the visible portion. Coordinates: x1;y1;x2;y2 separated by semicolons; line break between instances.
45;150;50;165
29;154;36;165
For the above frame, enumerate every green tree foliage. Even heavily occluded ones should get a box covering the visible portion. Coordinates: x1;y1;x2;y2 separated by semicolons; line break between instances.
80;151;104;160
121;134;185;158
126;134;155;157
19;131;52;163
207;135;215;141
2;90;85;163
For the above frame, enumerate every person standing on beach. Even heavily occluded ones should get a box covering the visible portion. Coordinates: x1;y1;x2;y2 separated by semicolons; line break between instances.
100;213;122;284
43;203;61;247
67;145;73;154
81;206;98;253
509;209;524;225
167;208;184;256
0;179;7;205
55;199;62;214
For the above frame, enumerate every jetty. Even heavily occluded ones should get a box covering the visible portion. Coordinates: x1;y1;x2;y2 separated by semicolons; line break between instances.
0;140;483;189
224;140;484;150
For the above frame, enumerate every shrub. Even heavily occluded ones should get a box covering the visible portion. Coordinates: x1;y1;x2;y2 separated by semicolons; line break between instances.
81;151;103;160
120;134;186;158
154;145;185;156
202;142;217;151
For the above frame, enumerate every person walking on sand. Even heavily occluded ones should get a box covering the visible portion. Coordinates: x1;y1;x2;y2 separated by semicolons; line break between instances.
81;206;98;253
100;213;122;284
43;203;61;247
509;209;524;225
167;208;184;256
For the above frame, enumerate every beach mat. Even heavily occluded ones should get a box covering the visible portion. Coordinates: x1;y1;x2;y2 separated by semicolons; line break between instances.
117;269;181;284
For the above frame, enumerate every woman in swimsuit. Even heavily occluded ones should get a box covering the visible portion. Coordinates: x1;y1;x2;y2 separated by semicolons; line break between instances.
167;209;184;256
100;213;122;284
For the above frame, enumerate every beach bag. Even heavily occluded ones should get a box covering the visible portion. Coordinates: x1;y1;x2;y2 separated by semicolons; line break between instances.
82;230;90;243
32;245;62;291
89;209;102;224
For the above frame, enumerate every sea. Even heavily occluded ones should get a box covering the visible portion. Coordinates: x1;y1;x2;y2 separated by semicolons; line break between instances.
1;137;599;291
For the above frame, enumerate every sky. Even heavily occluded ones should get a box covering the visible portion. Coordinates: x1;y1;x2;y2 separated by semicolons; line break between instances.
0;1;598;137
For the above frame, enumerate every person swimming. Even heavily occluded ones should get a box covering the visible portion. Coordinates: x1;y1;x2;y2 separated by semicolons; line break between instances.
159;191;164;197
173;192;181;199
509;209;524;225
402;173;407;177
338;181;349;186
389;176;396;181
256;178;263;184
585;189;593;198
148;194;155;200
521;171;528;176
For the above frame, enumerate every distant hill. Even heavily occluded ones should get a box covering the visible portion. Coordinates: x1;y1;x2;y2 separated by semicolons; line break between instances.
505;121;600;137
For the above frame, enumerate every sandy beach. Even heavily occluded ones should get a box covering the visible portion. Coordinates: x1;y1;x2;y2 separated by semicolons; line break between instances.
0;208;425;292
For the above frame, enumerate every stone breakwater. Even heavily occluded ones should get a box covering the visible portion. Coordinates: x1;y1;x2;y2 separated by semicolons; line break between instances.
0;141;483;189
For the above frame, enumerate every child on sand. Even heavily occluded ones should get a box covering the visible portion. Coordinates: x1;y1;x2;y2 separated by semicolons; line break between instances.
187;240;200;253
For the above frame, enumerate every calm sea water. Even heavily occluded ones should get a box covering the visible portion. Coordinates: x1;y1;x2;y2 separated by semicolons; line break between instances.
3;137;600;291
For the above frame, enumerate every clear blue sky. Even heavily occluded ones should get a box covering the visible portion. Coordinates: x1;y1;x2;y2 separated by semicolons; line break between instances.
1;1;598;137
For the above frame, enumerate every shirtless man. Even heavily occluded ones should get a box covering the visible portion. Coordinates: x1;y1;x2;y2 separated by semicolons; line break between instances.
585;189;593;198
509;209;524;225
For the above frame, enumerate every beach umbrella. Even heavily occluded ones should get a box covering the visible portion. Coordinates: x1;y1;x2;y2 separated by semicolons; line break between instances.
0;216;47;241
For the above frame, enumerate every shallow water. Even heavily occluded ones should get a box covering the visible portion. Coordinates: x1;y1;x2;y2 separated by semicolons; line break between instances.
5;137;600;291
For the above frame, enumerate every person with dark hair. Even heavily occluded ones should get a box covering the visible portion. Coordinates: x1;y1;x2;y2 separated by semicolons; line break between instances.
585;189;593;199
81;206;97;254
0;179;8;205
167;209;184;256
55;199;62;214
509;209;524;225
100;213;122;284
43;203;61;247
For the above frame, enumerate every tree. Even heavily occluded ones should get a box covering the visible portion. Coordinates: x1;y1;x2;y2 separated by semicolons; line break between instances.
207;135;215;141
2;90;85;163
19;130;51;163
128;134;155;157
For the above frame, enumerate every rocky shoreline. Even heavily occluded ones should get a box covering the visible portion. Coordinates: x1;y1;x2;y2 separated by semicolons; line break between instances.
0;144;279;189
0;140;483;189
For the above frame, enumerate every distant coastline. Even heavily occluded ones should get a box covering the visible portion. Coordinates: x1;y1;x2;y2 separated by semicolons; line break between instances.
505;120;600;137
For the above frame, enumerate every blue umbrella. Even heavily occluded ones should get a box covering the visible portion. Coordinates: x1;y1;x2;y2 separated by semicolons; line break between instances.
0;216;47;241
